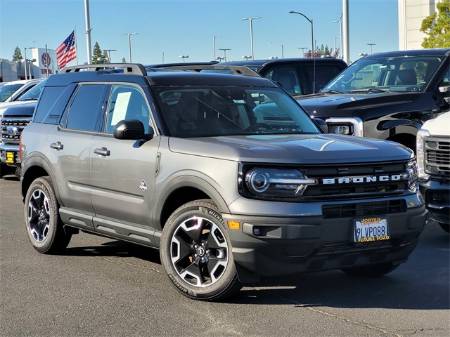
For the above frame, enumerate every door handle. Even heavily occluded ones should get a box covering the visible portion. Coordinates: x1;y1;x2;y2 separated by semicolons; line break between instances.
50;141;64;151
94;147;110;157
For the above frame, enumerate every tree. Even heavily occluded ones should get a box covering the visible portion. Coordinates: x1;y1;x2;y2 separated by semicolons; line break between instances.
12;47;23;61
91;42;108;64
420;0;450;48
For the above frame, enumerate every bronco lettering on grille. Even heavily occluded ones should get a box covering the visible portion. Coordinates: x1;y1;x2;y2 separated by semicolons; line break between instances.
322;174;405;185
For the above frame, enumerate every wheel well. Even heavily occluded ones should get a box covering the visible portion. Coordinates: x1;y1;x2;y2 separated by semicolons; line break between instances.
388;133;416;152
22;166;49;199
160;187;210;228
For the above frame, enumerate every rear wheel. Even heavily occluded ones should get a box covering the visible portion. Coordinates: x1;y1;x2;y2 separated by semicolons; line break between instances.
342;262;399;278
24;176;72;254
160;199;241;300
439;222;450;234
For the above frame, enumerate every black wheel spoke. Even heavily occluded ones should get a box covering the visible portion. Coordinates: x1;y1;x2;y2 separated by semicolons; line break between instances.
183;262;203;282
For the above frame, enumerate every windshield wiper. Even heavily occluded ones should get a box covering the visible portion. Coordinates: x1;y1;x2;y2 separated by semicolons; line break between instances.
349;88;388;94
321;89;344;94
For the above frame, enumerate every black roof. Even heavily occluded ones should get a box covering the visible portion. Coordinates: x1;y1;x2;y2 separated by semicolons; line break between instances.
146;71;277;87
46;69;277;88
368;49;450;58
223;58;347;70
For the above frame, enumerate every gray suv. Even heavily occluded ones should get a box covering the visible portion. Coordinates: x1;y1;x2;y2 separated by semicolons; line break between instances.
21;64;426;300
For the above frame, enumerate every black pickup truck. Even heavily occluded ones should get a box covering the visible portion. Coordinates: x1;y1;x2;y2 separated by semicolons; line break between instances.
297;49;450;150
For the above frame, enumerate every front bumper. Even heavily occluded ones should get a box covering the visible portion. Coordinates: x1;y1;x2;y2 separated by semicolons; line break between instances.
223;195;426;283
420;178;450;225
0;143;19;167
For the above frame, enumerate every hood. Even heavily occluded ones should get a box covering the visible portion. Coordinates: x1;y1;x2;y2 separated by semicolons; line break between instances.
169;134;412;164
422;111;450;137
296;92;420;118
0;101;37;118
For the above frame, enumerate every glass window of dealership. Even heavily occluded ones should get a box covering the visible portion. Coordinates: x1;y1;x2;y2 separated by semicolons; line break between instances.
398;0;445;50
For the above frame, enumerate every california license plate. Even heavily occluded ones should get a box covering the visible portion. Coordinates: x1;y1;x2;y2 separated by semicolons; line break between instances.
354;217;390;243
5;151;15;164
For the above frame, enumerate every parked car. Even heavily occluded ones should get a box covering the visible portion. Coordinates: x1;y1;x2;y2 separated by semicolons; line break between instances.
223;58;347;95
0;80;45;177
21;63;425;301
297;49;450;150
417;111;450;233
0;79;40;105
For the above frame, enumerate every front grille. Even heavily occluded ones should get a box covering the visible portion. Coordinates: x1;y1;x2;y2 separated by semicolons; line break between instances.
323;199;407;219
1;117;30;144
425;137;450;179
301;162;409;200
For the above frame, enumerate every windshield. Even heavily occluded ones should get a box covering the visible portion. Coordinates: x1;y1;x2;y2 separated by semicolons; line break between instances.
324;55;443;93
17;81;46;101
0;83;23;102
154;86;319;137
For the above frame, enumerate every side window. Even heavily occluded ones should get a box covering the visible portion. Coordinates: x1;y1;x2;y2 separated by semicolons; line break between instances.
65;84;108;132
440;64;450;86
265;65;302;96
104;85;151;134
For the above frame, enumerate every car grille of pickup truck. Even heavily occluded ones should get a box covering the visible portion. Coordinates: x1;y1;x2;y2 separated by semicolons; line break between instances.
425;138;450;178
1;118;30;145
300;161;410;200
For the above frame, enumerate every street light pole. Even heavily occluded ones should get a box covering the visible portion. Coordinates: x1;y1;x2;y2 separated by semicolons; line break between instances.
367;43;376;55
126;33;138;63
23;48;28;80
104;49;117;63
83;0;92;64
242;17;261;60
289;10;316;93
342;0;350;64
213;35;216;61
219;48;231;62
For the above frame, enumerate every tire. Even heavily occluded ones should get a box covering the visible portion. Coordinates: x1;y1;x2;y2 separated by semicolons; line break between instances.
24;176;72;254
160;199;241;301
439;222;450;234
0;163;12;178
342;262;399;278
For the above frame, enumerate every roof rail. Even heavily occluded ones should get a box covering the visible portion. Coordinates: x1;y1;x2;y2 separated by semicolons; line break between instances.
61;63;147;76
149;61;219;69
149;64;260;77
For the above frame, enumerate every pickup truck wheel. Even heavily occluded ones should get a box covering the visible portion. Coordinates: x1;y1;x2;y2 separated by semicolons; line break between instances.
24;176;72;254
160;199;241;301
439;222;450;233
342;262;399;278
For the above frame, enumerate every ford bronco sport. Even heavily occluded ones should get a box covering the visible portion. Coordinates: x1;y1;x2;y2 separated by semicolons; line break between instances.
21;64;426;300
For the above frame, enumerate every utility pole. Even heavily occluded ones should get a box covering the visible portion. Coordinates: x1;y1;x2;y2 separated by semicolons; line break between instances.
104;49;116;63
367;43;376;55
242;17;261;60
126;33;138;62
213;35;216;61
342;0;350;64
281;44;284;58
83;0;92;64
219;48;231;62
23;48;28;80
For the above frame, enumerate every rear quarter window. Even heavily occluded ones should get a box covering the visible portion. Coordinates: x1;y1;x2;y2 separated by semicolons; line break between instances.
33;85;76;124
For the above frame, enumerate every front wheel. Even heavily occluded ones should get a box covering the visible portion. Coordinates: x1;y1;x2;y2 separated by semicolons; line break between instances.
342;262;399;278
160;199;241;301
24;176;72;254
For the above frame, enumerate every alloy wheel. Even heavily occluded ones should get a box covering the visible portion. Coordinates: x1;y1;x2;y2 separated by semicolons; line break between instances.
27;189;50;242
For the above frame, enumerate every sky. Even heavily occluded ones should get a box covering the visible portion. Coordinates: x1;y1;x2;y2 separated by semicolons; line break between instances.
0;0;399;65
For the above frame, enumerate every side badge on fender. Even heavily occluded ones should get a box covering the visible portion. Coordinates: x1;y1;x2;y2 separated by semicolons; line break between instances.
139;180;148;192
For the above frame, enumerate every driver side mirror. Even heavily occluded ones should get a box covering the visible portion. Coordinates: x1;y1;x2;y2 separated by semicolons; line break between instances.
312;118;328;133
113;120;154;140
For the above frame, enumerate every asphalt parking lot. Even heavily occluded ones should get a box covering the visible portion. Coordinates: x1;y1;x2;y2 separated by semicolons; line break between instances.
0;177;449;337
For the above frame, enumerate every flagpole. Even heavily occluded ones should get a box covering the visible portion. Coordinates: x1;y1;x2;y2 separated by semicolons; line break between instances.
74;27;79;65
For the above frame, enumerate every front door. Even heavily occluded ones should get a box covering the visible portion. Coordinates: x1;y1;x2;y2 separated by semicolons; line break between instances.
90;83;160;242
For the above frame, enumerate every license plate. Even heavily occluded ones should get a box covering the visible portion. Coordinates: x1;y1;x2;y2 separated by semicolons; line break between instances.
5;151;15;164
354;217;390;243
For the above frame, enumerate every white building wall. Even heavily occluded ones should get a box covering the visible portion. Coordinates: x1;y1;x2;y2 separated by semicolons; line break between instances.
398;0;442;50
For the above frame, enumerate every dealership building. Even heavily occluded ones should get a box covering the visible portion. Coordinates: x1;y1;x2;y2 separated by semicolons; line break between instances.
398;0;444;50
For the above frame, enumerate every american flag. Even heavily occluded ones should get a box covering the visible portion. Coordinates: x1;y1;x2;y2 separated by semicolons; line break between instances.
56;31;77;69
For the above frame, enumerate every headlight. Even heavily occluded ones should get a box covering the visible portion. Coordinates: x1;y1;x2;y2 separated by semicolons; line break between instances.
242;167;317;199
407;158;418;193
416;129;430;180
326;117;364;137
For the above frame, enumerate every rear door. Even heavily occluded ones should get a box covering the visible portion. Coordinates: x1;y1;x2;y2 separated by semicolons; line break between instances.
90;83;160;244
51;83;109;228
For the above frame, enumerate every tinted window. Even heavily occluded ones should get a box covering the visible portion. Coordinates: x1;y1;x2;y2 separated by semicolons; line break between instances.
440;64;450;86
104;85;151;133
0;83;23;102
265;65;302;96
303;64;344;93
65;84;108;132
154;86;318;138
